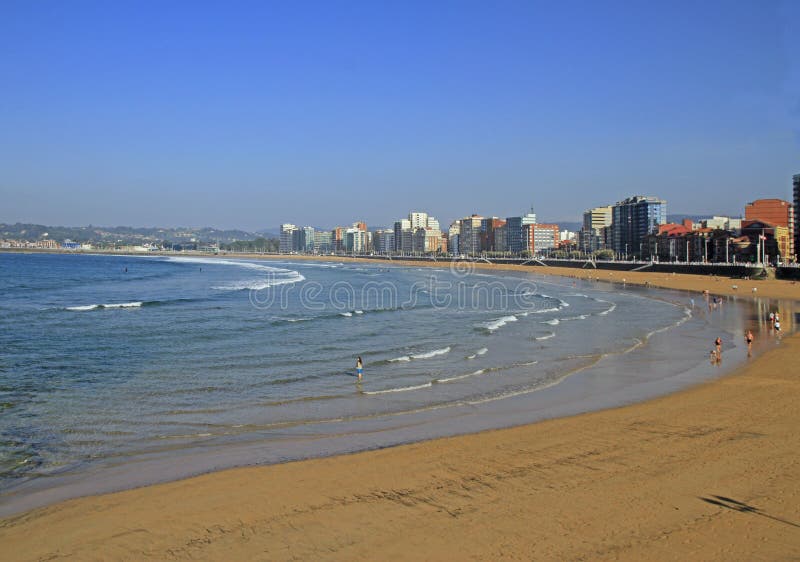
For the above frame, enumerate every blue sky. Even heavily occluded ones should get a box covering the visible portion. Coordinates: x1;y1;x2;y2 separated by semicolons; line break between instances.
1;0;798;231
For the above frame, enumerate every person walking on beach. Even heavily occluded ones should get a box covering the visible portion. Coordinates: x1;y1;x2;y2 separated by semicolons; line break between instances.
356;356;363;381
714;337;722;360
745;330;754;357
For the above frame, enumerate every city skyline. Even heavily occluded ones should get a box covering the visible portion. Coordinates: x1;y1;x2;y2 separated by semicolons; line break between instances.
1;1;798;230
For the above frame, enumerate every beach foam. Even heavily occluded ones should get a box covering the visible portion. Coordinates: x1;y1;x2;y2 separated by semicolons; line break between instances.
66;302;143;311
483;315;518;332
389;347;451;362
363;382;433;395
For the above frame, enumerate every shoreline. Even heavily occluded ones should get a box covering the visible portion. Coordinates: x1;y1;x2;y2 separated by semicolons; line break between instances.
5;248;799;300
2;333;798;560
2;253;799;559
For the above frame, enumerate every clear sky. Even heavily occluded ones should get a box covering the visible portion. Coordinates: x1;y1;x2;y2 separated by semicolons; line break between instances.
1;0;798;231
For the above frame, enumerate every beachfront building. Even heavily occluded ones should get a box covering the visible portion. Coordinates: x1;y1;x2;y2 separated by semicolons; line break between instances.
300;226;315;253
505;212;537;254
458;215;483;255
647;223;739;263
700;216;742;233
523;223;560;255
373;229;395;255
412;227;444;254
409;212;428;230
741;220;789;264
480;217;506;252
393;212;441;254
745;199;794;260
611;196;667;259
580;205;612;253
794;175;800;261
494;223;507;253
448;222;460;256
343;226;370;254
314;230;333;254
393;219;411;253
279;224;298;253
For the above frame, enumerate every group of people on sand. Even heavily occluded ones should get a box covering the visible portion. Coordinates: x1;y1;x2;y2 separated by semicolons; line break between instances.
710;305;784;364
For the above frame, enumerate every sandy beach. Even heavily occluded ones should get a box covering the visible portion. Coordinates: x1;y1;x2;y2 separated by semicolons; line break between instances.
1;265;799;561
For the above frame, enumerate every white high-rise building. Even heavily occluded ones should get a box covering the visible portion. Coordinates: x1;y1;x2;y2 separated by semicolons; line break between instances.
280;224;298;253
409;212;428;230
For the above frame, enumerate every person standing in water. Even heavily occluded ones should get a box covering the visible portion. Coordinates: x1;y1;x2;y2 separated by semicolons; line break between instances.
714;337;722;360
745;330;754;357
356;356;363;381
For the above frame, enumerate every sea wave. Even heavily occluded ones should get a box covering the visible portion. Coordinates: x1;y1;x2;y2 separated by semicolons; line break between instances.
212;273;305;291
540;294;570;308
438;369;486;383
362;382;433;395
598;302;617;316
563;314;589;321
62;297;203;312
164;256;306;292
389;347;451;362
482;315;518;332
66;301;143;311
535;332;556;341
465;347;489;360
542;318;560;326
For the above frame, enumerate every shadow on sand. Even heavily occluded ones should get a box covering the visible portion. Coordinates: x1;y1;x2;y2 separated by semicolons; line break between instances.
699;495;800;529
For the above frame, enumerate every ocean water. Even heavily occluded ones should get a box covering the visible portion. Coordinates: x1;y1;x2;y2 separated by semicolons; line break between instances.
0;252;787;514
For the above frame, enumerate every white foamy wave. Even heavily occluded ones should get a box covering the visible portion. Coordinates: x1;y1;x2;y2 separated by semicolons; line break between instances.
212;273;305;291
104;301;143;308
166;256;295;275
354;310;364;315
438;369;486;383
563;314;588;321
598;302;617;316
540;294;569;308
542;318;560;326
390;347;451;362
66;304;100;311
467;385;547;406
339;312;353;317
167;256;305;291
535;332;556;341
475;347;488;356
483;315;518;332
66;301;142;311
528;306;560;315
411;347;451;359
363;382;433;395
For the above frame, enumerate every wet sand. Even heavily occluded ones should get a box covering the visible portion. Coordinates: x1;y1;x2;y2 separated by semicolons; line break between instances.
1;262;799;560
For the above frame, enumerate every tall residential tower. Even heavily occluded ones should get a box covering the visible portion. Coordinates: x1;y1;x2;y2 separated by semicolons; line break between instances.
611;196;667;258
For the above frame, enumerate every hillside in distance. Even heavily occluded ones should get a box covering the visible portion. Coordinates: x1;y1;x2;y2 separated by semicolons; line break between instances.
0;223;265;245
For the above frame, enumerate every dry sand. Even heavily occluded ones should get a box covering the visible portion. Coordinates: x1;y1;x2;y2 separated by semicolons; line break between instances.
1;264;799;561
